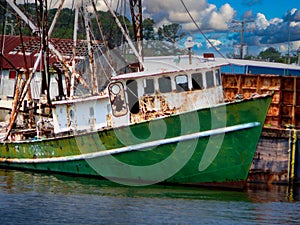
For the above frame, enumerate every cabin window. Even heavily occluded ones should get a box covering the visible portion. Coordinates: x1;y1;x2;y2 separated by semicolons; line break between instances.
144;78;155;95
206;71;214;88
126;80;140;114
191;73;204;90
175;75;188;92
158;76;172;93
215;69;221;86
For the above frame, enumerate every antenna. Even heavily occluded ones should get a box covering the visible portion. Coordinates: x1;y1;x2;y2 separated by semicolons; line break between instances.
184;36;194;64
231;20;254;59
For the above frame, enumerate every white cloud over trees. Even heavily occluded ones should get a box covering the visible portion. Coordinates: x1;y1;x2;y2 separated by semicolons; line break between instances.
144;0;235;32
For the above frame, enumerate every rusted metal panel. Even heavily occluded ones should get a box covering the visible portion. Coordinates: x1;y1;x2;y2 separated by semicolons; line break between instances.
131;87;223;124
222;73;300;184
222;73;300;129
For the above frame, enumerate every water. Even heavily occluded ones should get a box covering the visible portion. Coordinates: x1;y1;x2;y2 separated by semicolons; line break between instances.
0;169;299;225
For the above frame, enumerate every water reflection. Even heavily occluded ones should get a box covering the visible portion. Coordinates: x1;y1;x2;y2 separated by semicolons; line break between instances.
1;169;300;225
0;168;299;203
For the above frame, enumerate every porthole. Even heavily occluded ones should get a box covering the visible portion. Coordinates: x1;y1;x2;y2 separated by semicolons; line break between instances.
110;83;121;95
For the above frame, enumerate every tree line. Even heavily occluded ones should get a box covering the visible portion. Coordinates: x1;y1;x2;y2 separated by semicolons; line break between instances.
0;2;297;63
0;3;184;49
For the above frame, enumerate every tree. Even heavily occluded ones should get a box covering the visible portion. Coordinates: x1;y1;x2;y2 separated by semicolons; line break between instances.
143;18;155;40
257;47;282;62
90;11;133;47
157;23;185;43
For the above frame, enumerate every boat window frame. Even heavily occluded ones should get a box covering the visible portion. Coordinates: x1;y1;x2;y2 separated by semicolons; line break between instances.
158;76;172;93
206;70;214;88
143;78;155;95
108;81;128;117
126;79;140;114
215;69;221;86
191;72;204;90
175;74;189;92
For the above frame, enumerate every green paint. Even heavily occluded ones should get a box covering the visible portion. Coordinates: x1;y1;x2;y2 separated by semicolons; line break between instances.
0;95;272;188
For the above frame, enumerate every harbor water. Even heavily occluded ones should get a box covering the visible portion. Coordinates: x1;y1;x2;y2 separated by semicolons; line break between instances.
0;168;299;225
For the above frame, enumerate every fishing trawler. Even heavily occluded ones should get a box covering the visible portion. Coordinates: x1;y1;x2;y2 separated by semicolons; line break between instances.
0;0;272;189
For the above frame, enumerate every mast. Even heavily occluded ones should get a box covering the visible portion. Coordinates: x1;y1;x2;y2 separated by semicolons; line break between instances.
70;0;79;97
129;0;143;71
6;0;90;93
84;0;98;95
39;0;50;103
91;0;112;66
103;0;144;71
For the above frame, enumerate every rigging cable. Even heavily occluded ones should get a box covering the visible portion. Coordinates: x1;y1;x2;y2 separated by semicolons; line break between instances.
179;0;229;62
179;0;235;100
179;0;230;107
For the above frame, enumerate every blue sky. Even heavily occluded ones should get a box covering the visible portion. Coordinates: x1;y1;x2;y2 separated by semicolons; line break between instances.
213;0;296;19
143;0;300;57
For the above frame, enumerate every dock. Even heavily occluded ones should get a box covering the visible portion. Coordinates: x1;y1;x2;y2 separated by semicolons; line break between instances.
222;73;299;185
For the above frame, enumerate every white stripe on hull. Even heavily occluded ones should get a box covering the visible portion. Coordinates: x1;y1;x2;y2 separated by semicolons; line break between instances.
0;122;260;164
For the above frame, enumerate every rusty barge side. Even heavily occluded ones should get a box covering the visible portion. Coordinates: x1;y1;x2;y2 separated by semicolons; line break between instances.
222;73;300;185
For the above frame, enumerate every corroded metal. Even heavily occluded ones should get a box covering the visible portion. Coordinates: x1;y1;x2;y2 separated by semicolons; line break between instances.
129;0;143;71
223;73;300;185
222;73;300;129
4;73;22;140
0;94;273;189
8;0;90;96
71;0;79;97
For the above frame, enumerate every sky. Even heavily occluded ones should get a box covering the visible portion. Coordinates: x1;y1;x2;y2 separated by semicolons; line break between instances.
142;0;300;56
14;0;300;57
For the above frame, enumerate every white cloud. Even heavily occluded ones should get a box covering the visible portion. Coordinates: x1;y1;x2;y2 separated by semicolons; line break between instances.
207;4;235;30
290;8;298;16
270;18;283;25
255;13;269;30
290;21;300;28
206;39;222;49
220;3;235;21
144;0;235;32
278;41;300;53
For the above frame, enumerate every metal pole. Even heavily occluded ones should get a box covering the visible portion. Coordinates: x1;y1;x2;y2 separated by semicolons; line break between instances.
71;0;79;97
84;0;98;95
103;0;144;70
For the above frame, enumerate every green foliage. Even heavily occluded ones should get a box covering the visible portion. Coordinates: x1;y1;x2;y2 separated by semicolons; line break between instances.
49;8;76;39
0;2;188;52
143;18;155;40
157;23;185;43
0;4;134;47
257;47;282;62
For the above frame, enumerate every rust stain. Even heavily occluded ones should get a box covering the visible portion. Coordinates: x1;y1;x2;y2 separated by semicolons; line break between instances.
131;95;176;123
222;73;300;129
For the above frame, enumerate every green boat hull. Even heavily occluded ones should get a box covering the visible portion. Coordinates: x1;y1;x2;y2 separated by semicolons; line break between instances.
0;95;272;189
